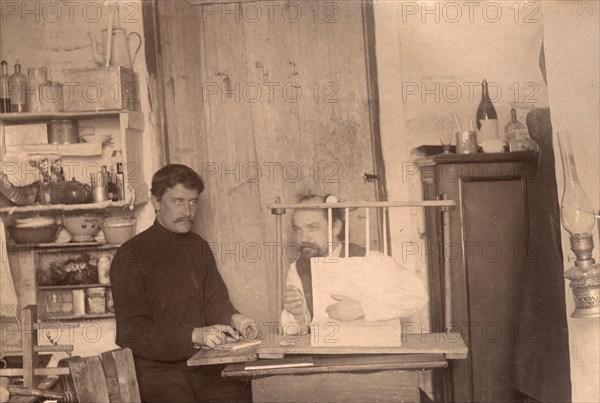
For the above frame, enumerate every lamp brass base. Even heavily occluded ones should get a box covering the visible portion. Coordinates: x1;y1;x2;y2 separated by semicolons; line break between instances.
565;264;600;318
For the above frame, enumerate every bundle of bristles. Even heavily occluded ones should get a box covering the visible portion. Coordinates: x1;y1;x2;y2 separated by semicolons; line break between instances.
1;376;73;402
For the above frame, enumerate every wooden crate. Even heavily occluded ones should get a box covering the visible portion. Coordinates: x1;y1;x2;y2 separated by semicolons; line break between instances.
62;67;139;112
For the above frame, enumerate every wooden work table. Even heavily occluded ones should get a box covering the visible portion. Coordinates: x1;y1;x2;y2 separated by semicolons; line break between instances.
188;333;467;402
224;353;447;402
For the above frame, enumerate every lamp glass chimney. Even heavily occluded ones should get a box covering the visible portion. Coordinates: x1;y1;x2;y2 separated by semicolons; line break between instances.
557;131;596;237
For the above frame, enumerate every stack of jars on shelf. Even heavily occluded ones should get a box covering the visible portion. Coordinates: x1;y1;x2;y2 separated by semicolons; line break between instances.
41;252;115;318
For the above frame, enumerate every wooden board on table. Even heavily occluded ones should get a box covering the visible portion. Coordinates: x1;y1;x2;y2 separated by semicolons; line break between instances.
223;353;447;378
187;344;259;366
211;339;262;351
244;355;314;371
311;353;447;372
258;333;467;360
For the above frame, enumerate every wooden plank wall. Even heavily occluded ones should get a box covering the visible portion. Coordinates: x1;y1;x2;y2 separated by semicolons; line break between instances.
157;1;380;325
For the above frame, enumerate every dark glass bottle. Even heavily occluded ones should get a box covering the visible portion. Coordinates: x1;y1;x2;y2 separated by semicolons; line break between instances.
0;60;11;113
476;79;498;143
115;162;125;201
107;166;119;202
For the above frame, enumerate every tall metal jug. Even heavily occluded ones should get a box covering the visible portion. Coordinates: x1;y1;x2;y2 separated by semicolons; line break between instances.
91;28;142;70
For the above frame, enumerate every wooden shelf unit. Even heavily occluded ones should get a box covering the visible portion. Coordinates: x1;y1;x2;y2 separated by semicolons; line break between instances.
0;109;148;208
5;240;119;322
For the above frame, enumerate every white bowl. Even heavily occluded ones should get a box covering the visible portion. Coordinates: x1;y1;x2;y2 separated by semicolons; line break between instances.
7;223;61;244
102;216;137;244
480;140;506;153
63;214;103;242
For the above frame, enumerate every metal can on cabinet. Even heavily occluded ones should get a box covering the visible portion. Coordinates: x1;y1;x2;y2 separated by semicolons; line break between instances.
456;131;478;154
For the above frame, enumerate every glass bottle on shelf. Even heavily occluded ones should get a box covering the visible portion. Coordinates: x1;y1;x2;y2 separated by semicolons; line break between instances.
504;108;529;142
115;162;125;201
476;79;498;143
9;59;27;113
100;165;111;200
0;60;10;113
108;166;119;202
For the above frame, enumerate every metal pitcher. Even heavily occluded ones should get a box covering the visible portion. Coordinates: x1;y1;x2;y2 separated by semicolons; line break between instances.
90;27;142;70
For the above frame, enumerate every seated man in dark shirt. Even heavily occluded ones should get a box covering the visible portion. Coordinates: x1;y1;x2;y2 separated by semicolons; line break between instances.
110;164;258;402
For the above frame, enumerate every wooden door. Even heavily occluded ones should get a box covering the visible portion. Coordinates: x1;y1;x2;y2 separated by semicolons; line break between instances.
154;1;383;324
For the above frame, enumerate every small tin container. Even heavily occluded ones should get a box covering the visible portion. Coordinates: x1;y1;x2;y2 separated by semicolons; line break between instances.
90;173;108;202
47;119;79;144
86;287;106;314
456;131;478;154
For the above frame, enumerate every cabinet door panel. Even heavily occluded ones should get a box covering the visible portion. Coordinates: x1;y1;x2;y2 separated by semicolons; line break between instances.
421;155;538;402
462;180;528;402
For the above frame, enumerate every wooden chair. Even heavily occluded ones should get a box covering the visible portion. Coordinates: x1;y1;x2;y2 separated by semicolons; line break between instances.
0;305;140;402
0;305;72;386
58;348;141;403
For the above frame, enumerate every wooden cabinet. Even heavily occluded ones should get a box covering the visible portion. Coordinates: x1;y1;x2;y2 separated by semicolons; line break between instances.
418;151;538;403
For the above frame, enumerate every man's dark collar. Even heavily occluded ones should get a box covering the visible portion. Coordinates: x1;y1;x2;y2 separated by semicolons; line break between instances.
152;219;192;241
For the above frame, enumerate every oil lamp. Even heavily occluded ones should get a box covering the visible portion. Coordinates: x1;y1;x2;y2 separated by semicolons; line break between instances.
557;131;600;317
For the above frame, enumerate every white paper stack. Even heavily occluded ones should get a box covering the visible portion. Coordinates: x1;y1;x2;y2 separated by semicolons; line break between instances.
310;255;407;347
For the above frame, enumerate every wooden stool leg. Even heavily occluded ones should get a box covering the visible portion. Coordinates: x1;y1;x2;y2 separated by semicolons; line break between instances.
21;306;38;389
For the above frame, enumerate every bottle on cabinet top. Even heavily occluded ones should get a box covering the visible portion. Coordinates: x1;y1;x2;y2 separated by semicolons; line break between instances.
9;59;27;113
476;79;498;143
504;108;530;142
